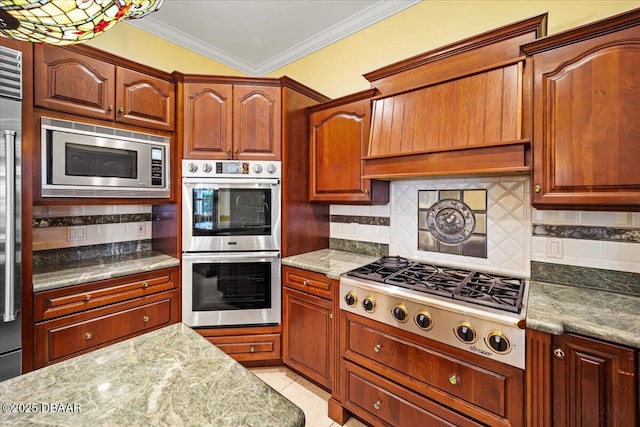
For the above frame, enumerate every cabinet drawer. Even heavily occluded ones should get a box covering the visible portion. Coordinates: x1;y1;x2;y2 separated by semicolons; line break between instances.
202;334;281;362
283;266;333;299
344;361;482;427
35;269;177;321
344;314;515;419
36;295;173;365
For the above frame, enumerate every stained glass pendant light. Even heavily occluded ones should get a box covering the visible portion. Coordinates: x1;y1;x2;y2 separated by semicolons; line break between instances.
0;0;163;45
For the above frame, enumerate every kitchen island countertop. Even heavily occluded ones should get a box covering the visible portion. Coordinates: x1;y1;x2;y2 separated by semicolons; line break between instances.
0;323;305;427
526;280;640;348
282;248;379;279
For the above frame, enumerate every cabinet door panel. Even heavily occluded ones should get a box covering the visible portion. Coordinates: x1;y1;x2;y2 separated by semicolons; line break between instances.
233;85;281;160
552;333;637;427
183;83;233;159
283;288;333;389
116;67;175;131
34;44;115;120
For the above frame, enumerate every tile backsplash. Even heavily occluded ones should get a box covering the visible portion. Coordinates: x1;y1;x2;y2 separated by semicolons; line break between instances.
330;176;640;277
32;205;152;252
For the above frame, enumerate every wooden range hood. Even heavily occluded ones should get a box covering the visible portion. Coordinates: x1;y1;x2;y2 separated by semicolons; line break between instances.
362;14;548;180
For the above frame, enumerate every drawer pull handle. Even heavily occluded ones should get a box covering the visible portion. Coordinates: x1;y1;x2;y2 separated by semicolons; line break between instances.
143;316;150;323
373;344;381;353
373;400;381;410
449;375;459;385
142;282;149;288
84;294;91;302
554;348;565;359
250;346;256;353
84;332;93;340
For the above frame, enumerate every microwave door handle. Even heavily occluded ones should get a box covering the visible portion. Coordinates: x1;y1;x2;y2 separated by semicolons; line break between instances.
3;130;17;322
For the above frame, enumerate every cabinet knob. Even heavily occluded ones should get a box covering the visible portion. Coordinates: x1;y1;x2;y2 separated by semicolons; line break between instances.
373;400;381;410
373;344;381;353
142;282;149;289
108;105;114;111
84;294;91;302
534;184;543;193
448;374;459;385
143;315;150;323
226;147;231;153
84;332;93;340
329;313;333;319
234;148;239;154
118;107;125;113
364;188;369;195
554;348;565;359
303;280;310;286
250;346;256;353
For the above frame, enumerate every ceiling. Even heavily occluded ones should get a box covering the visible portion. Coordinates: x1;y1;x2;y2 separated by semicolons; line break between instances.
127;0;420;76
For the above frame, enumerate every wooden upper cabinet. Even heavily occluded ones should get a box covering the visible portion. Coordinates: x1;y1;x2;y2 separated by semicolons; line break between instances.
183;82;233;159
233;84;281;160
522;9;640;209
183;81;281;160
34;44;175;132
309;89;389;204
115;67;175;131
35;45;115;121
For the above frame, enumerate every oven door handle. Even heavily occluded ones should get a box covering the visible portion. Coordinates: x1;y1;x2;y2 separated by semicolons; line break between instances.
182;251;281;262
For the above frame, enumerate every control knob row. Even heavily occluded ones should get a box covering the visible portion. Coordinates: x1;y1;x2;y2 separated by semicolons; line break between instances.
343;292;433;330
454;322;511;354
186;162;277;174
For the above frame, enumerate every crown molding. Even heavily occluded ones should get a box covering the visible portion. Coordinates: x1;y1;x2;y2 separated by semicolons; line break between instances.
128;0;421;75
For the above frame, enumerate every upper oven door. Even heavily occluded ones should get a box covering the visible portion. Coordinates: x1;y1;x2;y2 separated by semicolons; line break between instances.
182;178;281;252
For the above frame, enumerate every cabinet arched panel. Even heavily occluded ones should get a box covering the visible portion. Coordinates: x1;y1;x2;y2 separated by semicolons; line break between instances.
233;85;281;160
183;83;233;159
116;67;175;131
35;45;115;120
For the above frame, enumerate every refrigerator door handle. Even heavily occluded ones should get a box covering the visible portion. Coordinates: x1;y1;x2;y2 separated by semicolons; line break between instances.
3;130;17;322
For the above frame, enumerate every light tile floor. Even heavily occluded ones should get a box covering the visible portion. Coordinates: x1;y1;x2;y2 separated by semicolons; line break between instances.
249;366;369;427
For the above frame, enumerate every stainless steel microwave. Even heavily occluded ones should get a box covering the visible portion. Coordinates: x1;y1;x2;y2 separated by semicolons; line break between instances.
41;117;170;198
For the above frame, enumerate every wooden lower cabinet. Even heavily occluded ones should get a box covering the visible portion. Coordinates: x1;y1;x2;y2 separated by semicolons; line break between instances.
196;326;281;364
282;266;337;391
33;268;180;368
333;312;524;427
526;329;638;427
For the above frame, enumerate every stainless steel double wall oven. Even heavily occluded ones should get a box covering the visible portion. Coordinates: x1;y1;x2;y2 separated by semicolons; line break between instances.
182;160;281;327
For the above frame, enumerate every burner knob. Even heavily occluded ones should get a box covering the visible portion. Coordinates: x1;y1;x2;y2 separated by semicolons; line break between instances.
344;292;358;307
454;322;477;344
392;305;409;323
362;297;376;313
415;311;433;330
486;331;511;354
188;162;198;173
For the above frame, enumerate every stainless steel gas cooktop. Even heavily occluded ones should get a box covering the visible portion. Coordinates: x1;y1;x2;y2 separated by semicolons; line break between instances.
339;256;529;369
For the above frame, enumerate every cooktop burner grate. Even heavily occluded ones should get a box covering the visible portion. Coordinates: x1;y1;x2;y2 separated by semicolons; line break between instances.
347;257;526;313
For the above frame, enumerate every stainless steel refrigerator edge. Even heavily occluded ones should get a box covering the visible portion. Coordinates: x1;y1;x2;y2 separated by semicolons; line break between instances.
0;44;22;381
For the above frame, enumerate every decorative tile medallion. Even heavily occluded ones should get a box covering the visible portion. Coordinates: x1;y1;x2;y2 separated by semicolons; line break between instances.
418;189;487;258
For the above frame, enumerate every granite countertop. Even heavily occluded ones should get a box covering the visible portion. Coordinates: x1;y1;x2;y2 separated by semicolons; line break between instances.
526;280;640;349
282;248;379;279
33;251;180;293
0;323;305;427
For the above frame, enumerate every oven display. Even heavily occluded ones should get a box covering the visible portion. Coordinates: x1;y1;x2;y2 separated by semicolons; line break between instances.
191;262;272;311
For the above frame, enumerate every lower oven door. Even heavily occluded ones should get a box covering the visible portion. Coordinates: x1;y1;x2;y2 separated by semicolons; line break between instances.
182;251;281;327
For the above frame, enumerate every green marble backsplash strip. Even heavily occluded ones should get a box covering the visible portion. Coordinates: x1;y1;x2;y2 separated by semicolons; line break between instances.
330;238;389;257
33;213;152;228
531;261;640;297
33;240;153;271
330;215;390;226
533;224;640;243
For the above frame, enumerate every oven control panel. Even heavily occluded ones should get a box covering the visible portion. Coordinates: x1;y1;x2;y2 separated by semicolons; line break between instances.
183;160;281;178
